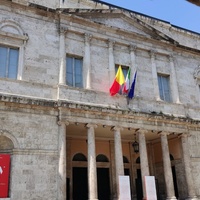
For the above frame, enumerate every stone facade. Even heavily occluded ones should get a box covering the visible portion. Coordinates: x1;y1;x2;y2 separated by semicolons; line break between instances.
0;0;200;200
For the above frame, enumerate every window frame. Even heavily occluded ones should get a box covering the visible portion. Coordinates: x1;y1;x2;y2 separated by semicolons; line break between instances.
66;55;83;88
0;45;19;79
157;73;171;102
0;21;28;80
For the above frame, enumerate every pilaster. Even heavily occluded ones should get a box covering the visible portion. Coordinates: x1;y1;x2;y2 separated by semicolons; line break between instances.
150;50;160;101
169;55;180;103
84;33;92;89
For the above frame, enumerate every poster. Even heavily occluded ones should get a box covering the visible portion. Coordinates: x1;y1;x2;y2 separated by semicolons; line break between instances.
119;175;131;200
0;154;10;198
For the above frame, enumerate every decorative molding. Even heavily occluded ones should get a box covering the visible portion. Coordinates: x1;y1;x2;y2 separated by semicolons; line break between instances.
0;129;20;149
193;65;200;80
84;33;92;43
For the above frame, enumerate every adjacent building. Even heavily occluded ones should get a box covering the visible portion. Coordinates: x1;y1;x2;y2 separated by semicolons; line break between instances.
0;0;200;199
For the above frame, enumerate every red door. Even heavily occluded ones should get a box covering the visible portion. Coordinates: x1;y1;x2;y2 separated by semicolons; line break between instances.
0;154;10;198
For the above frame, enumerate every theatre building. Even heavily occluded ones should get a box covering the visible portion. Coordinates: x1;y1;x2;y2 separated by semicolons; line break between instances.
1;0;200;199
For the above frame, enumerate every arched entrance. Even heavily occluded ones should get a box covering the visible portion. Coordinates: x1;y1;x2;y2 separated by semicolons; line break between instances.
96;154;110;200
135;157;143;200
72;153;88;200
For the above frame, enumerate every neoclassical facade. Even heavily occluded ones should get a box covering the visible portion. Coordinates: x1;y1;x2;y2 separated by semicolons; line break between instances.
0;0;200;200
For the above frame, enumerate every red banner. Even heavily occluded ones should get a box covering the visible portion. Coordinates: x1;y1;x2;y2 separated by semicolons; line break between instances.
0;154;10;198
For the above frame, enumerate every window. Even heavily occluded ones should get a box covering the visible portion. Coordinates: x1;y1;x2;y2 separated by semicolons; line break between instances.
115;64;129;94
158;74;171;102
0;45;19;79
66;56;83;88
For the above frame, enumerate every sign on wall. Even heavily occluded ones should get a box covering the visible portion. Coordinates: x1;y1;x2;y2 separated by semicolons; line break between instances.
0;154;11;198
119;175;131;200
144;176;157;200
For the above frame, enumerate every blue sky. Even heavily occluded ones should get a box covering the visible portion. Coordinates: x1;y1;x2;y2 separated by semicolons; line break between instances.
101;0;200;34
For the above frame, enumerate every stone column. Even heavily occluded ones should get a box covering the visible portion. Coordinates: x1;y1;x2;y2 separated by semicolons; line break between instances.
160;132;176;200
169;55;180;103
109;141;116;199
180;134;198;200
86;124;98;200
108;40;115;86
112;127;124;199
150;50;160;100
59;27;67;85
138;130;150;200
58;121;68;200
84;33;92;89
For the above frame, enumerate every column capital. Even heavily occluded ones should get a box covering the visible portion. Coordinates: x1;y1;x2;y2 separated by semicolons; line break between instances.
136;129;148;135
57;121;69;126
168;54;175;62
84;33;92;43
108;39;115;48
178;133;191;138
129;44;137;52
149;49;157;58
85;123;97;129
158;131;170;136
111;126;123;132
59;26;68;34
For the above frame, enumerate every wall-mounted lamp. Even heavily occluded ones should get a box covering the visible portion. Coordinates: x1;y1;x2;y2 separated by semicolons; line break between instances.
132;134;139;153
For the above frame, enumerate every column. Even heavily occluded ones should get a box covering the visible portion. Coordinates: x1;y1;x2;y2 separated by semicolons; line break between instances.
169;55;180;103
108;40;115;86
109;141;116;199
58;121;68;200
150;50;160;100
84;33;92;89
138;130;150;200
180;134;198;200
112;127;124;200
86;124;98;200
160;132;176;200
59;27;67;85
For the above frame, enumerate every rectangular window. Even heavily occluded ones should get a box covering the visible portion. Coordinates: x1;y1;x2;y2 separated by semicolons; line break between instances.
158;74;171;102
66;56;83;88
0;45;19;79
115;64;129;94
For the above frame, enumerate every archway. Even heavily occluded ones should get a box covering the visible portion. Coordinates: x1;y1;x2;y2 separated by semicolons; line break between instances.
96;154;110;200
72;153;88;200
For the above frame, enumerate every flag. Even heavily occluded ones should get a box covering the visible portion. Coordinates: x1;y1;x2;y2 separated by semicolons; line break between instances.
123;68;130;94
109;66;125;96
128;71;137;99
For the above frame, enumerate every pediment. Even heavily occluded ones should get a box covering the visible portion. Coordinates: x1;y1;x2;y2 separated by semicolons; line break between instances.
66;8;177;43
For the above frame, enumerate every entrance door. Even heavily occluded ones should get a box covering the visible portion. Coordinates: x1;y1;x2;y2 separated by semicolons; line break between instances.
97;168;110;200
135;169;143;200
73;167;88;200
172;166;179;199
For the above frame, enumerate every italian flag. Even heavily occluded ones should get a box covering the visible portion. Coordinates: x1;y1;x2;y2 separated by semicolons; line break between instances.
123;68;130;94
109;66;125;96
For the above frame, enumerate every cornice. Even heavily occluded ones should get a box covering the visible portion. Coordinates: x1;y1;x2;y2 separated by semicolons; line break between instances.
1;93;200;131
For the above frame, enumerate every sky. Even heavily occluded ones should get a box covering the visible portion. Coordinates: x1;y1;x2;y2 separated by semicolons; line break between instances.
100;0;200;34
